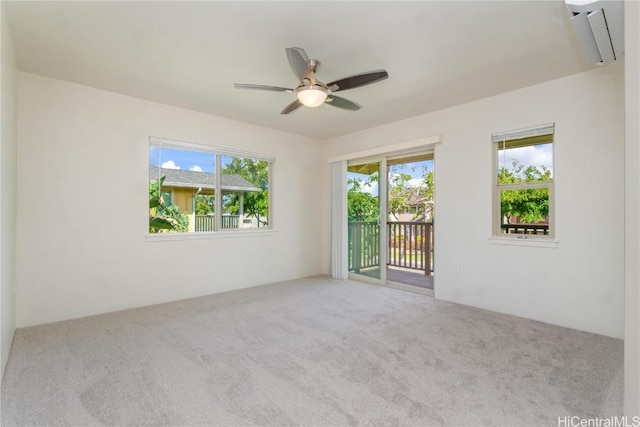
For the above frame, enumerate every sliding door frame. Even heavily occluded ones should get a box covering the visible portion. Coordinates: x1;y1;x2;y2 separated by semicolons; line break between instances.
329;134;441;288
347;156;388;285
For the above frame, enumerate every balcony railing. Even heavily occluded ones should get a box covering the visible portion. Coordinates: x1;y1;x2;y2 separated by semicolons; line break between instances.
195;215;239;232
500;223;549;235
388;221;433;273
348;221;380;272
348;221;433;275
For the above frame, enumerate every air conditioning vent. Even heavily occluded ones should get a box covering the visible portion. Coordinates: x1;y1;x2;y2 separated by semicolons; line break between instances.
566;0;624;65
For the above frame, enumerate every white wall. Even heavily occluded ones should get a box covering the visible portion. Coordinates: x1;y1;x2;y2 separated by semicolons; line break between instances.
0;2;17;375
16;72;326;327
0;1;18;378
625;0;640;416
324;66;625;339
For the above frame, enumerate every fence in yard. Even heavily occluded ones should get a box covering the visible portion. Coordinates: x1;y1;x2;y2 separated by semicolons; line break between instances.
195;215;239;232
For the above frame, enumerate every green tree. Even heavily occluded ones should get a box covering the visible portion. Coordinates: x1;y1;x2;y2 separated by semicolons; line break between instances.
347;178;378;221
149;176;189;233
348;191;378;221
416;168;435;221
387;163;434;222
498;160;551;223
388;171;412;220
195;194;215;215
221;158;269;226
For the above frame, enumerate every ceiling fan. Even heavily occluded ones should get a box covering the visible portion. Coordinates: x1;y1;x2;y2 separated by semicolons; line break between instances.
234;47;389;115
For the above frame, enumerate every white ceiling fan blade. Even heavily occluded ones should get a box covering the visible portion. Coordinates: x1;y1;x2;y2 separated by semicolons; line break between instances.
286;47;312;81
234;84;294;93
326;95;362;111
281;99;303;114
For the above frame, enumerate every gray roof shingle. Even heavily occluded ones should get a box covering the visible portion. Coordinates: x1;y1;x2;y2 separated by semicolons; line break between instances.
149;166;261;192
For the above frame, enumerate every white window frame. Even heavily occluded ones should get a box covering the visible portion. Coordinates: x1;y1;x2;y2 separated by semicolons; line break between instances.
491;123;555;242
147;137;275;240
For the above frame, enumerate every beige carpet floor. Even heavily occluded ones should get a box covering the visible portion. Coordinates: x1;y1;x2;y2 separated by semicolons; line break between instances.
1;276;623;426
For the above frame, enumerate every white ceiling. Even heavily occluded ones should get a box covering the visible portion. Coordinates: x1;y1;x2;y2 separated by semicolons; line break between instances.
5;1;593;140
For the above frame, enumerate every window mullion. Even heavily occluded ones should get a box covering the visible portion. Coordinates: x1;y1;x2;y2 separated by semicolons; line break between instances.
498;181;552;190
215;153;222;231
268;161;273;228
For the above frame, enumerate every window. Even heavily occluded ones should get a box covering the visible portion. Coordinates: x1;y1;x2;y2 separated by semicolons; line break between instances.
149;138;273;234
492;123;554;238
161;190;173;207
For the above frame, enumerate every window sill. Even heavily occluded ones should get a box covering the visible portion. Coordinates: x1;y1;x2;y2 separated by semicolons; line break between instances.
488;236;558;249
146;229;277;242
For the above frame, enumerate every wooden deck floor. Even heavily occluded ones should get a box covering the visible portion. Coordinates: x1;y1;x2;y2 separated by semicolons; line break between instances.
355;266;433;290
387;267;433;289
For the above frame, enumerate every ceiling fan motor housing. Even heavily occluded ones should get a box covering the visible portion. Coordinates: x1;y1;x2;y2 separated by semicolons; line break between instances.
306;59;321;73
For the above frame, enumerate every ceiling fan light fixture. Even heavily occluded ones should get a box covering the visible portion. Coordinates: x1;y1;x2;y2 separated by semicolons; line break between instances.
296;85;328;107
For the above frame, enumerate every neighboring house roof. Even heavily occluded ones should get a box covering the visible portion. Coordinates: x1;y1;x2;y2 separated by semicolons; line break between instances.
149;166;261;192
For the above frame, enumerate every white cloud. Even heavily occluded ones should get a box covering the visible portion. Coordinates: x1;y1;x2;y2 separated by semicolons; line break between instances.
350;177;379;197
363;181;379;197
501;145;553;172
161;160;180;169
389;172;424;189
189;165;203;172
408;178;425;188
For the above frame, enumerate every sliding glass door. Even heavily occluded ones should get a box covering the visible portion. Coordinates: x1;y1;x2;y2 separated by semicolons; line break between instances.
386;153;435;291
347;159;386;283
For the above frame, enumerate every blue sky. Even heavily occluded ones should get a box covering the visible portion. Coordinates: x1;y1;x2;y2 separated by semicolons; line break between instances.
151;144;550;186
499;143;553;174
150;147;237;173
389;160;434;182
348;159;434;196
348;143;552;197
